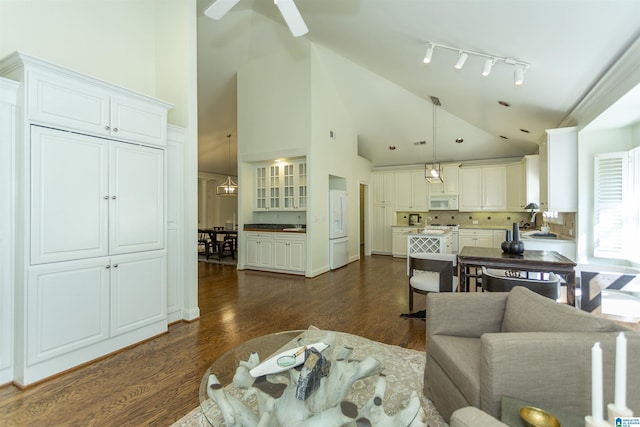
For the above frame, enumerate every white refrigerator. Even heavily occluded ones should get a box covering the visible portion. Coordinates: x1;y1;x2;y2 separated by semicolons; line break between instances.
329;190;349;269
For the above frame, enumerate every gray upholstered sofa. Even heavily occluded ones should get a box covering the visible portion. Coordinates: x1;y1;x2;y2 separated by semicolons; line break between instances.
424;286;640;423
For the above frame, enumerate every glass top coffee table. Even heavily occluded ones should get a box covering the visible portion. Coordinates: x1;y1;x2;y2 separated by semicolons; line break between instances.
198;329;427;426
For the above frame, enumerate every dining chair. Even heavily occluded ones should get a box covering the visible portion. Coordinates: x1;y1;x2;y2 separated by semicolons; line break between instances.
408;253;458;311
481;266;560;300
212;231;235;261
198;230;212;259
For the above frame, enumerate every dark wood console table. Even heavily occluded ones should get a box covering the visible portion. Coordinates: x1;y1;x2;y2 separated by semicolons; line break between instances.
458;247;577;306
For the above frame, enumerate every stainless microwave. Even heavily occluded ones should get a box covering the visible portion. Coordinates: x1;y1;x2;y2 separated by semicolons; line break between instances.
429;195;458;210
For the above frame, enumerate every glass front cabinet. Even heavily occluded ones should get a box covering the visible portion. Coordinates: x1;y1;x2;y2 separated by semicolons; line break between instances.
255;160;307;211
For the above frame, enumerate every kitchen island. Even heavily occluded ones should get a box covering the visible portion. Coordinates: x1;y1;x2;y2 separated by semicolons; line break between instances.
406;231;453;273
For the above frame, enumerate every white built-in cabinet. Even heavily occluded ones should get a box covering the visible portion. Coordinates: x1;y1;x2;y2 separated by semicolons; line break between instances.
458;229;494;251
459;165;507;211
429;163;460;194
0;52;172;386
394;170;429;211
166;126;185;324
372;172;395;254
245;232;306;274
539;128;578;212
255;160;307;211
0;78;19;385
507;155;540;211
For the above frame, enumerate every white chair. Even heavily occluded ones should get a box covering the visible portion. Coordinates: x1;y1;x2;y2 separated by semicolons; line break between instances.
408;253;458;311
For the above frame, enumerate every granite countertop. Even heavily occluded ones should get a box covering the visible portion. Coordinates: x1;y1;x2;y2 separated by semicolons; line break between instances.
244;224;307;233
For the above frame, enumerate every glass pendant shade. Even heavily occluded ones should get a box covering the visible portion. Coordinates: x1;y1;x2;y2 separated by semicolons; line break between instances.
425;162;443;183
216;176;238;196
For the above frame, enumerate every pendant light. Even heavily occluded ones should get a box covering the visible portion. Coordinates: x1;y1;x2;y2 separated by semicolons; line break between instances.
216;134;238;196
425;97;444;183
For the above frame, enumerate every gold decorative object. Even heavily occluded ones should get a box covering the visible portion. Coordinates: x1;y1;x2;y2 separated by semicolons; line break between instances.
519;406;561;427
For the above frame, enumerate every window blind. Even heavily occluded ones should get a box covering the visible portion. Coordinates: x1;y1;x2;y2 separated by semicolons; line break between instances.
594;152;628;258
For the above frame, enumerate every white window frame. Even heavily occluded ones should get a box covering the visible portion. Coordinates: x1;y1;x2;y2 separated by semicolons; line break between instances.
593;151;629;259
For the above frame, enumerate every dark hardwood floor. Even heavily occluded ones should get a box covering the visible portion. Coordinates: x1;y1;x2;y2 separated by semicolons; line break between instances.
0;255;426;426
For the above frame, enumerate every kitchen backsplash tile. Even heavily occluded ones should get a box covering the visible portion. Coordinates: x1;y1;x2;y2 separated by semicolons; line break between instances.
395;211;531;227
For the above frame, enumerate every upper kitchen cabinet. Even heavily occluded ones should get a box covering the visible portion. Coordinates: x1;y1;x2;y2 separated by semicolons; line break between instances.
507;155;539;211
255;159;307;211
459;165;507;211
394;170;429;211
372;172;395;205
429;163;460;195
539;128;577;212
22;59;168;147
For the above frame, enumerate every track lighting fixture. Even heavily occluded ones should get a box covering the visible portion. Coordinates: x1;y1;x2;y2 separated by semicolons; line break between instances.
482;58;495;76
422;42;530;86
454;52;468;70
514;64;526;86
423;44;434;64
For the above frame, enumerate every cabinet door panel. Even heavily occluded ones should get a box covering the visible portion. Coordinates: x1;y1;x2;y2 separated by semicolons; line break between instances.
483;167;506;210
110;252;167;336
110;96;167;147
30;126;109;264
27;70;110;136
27;259;110;365
459;168;483;211
288;239;305;271
273;240;288;269
110;142;165;254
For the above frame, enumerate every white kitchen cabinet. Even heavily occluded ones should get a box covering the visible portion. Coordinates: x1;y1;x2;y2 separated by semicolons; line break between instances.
26;68;167;147
166;126;185;324
540;128;577;212
522;238;576;261
274;233;306;272
372;205;393;254
1;52;171;386
372;172;395;205
246;232;274;268
459;165;506;211
394;170;428;211
30;126;164;265
507;155;540;211
246;232;306;274
429;163;460;194
392;227;416;258
458;229;494;251
255;160;306;211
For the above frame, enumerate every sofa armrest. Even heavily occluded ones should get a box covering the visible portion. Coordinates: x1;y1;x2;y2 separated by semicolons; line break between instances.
450;406;509;427
427;292;509;338
480;331;640;418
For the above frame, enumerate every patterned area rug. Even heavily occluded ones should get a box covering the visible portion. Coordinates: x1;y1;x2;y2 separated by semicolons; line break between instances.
197;255;237;266
170;331;446;427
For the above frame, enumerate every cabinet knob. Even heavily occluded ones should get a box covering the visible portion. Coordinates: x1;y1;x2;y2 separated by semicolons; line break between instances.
113;264;119;268
111;196;116;199
104;196;109;200
105;265;111;269
105;125;110;131
113;128;118;132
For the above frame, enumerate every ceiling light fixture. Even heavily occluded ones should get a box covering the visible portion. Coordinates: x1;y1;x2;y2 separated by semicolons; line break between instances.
423;44;434;64
422;42;530;85
425;96;444;184
482;58;495;76
216;134;238;196
454;52;468;70
514;64;526;86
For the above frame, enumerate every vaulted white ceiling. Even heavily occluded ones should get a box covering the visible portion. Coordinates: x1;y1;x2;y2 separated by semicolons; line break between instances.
196;0;640;175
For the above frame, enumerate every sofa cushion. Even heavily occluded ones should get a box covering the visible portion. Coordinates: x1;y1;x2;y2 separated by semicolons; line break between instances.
502;286;619;332
429;335;482;407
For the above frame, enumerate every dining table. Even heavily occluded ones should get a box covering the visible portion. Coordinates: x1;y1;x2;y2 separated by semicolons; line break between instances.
457;246;578;306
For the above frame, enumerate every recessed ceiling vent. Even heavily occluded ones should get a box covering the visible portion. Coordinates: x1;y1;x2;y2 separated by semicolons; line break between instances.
413;140;427;146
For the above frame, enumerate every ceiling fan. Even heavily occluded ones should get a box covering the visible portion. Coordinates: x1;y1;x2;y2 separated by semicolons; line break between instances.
204;0;309;37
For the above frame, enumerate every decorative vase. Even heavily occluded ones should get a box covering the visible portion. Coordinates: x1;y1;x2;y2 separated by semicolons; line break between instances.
501;230;512;253
512;223;520;242
508;240;525;255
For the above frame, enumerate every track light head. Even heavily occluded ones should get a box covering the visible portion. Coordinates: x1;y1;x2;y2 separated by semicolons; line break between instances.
482;58;495;77
454;51;468;70
423;44;434;64
514;64;526;86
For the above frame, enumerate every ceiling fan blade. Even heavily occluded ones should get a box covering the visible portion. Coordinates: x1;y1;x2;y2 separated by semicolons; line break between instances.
274;0;308;37
204;0;241;20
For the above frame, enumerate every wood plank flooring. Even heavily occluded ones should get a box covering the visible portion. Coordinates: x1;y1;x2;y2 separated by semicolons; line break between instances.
0;255;426;426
